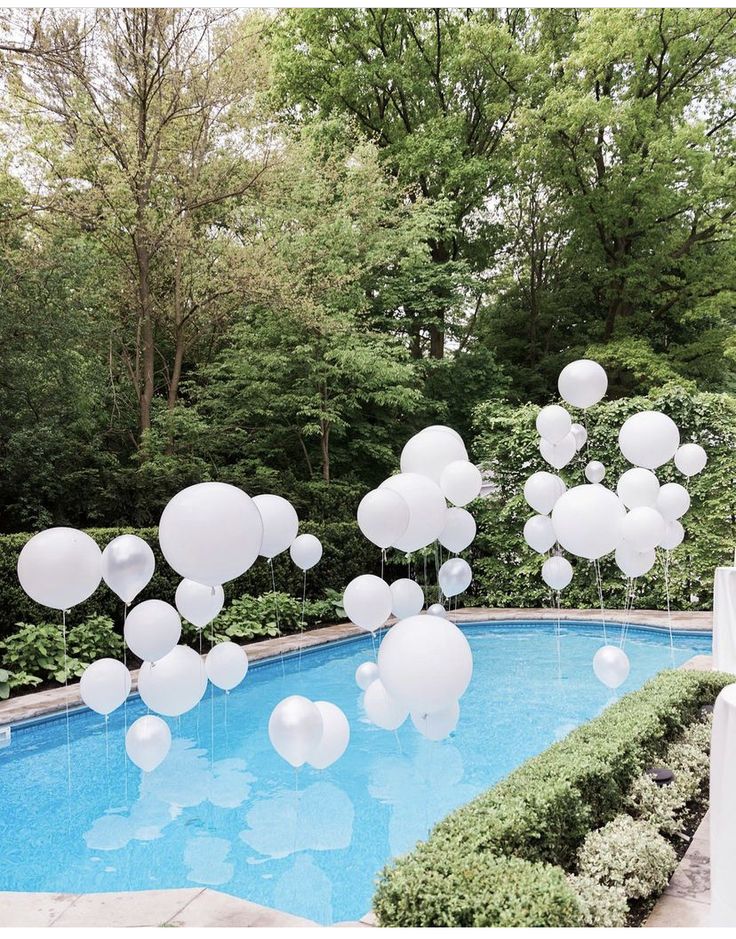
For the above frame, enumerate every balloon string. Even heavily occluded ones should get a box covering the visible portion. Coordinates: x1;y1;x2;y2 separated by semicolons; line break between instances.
593;559;608;644
297;570;307;673
381;548;385;581
619;577;636;650
122;603;129;808
554;589;562;681
269;558;285;680
291;767;301;857
104;714;111;808
662;550;675;666
61;608;72;830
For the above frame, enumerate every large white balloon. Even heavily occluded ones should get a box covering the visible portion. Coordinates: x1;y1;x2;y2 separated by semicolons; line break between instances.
615;543;656;577
356;488;410;550
656;483;690;521
205;641;249;691
101;534;155;605
536;404;571;444
558;359;608;409
422;425;465;445
17;527;102;610
308;701;350;769
411;700;460;740
551;485;626;560
125;715;171;772
438;557;472;598
585;461;606;484
539;433;576;470
175;579;224;630
523;472;566;515
440;461;482;507
380;473;447;552
80;658;131;716
619;507;666;553
659;519;685;550
439;507;476;553
343;574;392;632
253;494;299;560
124;599;181;663
289;533;322;571
389;578;424;619
593;645;630;690
268;695;323;767
616;468;660;509
523;515;556;554
363;679;408;730
159;482;263;586
542;556;573;591
137;645;207;717
674;443;707;478
355;661;379;691
400;429;468;484
618;411;680;470
378;615;472;714
571;423;588;451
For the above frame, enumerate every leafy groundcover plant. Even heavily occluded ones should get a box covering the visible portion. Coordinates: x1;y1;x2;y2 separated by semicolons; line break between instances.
374;669;731;927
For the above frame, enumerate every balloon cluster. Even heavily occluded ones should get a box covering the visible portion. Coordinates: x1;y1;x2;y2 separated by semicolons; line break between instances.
268;696;350;770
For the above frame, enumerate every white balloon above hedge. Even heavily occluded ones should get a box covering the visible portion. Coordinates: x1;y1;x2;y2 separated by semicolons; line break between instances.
17;527;102;611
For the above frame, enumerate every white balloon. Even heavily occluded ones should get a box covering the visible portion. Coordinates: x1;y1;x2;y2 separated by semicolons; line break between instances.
439;507;476;553
571;423;587;451
378;615;472;714
400;429;468;484
175;579;224;630
541;556;573;591
438;557;472;598
551;485;626;560
615;543;656;577
440;461;482;507
656;482;690;521
124;599;181;663
357;488;410;550
558;359;608;409
389;578;424;619
159;482;263;586
674;443;707;478
426;603;447;618
539;432;576;470
618;411;680;470
620;507;666;553
205;641;248;691
137;645;207;717
585;461;606;484
253;494;299;560
343;574;392;632
308;701;350;769
355;661;379;691
101;534;155;605
593;645;630;690
125;715;171;772
421;425;465;445
17;527;102;611
616;468;660;509
536;404;572;444
268;695;323;767
80;658;131;716
523;472;566;515
363;678;408;731
380;473;448;552
523;515;556;554
411;700;460;741
289;533;322;571
659;519;685;550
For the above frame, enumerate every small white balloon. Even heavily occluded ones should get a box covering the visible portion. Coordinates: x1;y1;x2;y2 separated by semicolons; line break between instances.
380;473;448;552
101;534;155;605
80;658;131;716
674;443;707;478
536;404;572;445
363;678;409;731
124;599;181;663
439;507;476;553
253;494;299;560
343;574;392;632
137;645;207;717
585;461;606;484
618;411;680;470
175;579;224;630
552;485;625;560
656;482;690;521
523;515;556;554
438;557;472;598
357;488;410;550
427;603;447;618
523;471;566;515
558;359;608;409
125;715;171;772
411;700;460;741
615;543;656;577
571;423;587;451
542;556;573;591
593;645;630;690
539;432;576;470
620;507;666;553
389;578;424;619
308;701;350;769
440;460;482;507
289;533;322;571
268;695;324;768
17;527;102;611
659;519;685;551
355;661;380;691
616;468;660;509
400;429;468;484
205;641;249;691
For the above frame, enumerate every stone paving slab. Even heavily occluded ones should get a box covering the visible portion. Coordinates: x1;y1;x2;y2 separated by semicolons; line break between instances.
164;889;317;927
645;811;712;927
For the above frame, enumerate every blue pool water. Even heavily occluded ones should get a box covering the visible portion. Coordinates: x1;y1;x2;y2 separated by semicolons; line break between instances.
0;620;711;924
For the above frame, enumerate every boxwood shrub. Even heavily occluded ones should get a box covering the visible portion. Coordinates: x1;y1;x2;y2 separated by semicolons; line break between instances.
374;668;733;927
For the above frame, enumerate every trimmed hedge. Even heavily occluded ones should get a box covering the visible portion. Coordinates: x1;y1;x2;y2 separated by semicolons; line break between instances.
373;668;734;927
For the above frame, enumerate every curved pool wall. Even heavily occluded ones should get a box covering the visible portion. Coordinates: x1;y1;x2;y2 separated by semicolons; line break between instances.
0;620;711;924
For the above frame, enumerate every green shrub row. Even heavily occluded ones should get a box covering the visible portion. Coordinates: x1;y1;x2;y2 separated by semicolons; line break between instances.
373;669;733;927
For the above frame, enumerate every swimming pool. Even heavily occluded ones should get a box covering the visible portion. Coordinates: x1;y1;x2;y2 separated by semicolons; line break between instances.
0;620;711;924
